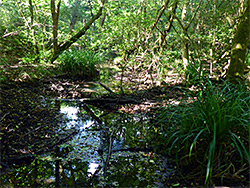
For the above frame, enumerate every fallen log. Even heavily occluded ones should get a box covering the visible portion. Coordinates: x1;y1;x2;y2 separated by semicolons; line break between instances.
53;96;141;105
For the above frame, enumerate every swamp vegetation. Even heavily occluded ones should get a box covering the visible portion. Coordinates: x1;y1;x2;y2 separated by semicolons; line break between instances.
0;0;250;187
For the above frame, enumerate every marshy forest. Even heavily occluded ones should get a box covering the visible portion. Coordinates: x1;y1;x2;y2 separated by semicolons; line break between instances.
0;0;250;187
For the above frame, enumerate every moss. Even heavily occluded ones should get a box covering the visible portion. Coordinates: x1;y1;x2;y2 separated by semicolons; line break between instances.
227;1;250;83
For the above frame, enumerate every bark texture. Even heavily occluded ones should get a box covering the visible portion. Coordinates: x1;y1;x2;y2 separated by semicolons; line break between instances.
51;0;61;57
51;1;106;63
227;0;250;83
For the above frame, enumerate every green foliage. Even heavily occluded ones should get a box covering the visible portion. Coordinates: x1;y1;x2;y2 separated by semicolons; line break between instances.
58;50;103;78
1;0;244;84
184;61;204;85
165;80;250;185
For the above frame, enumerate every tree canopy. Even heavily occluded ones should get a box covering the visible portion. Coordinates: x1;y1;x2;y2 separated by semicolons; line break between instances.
1;0;250;187
1;0;249;83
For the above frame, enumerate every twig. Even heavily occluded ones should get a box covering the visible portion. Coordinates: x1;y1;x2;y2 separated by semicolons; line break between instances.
103;131;113;178
20;123;51;138
99;82;114;94
81;104;102;124
0;112;9;122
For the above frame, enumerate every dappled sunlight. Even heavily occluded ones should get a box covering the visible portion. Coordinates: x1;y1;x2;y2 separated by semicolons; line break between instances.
1;0;249;186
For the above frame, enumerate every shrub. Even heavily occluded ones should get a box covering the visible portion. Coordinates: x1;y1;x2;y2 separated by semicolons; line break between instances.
165;80;250;185
59;50;103;78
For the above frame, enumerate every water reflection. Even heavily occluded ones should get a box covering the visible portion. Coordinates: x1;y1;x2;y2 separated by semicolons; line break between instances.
59;103;101;176
88;162;99;176
1;100;173;187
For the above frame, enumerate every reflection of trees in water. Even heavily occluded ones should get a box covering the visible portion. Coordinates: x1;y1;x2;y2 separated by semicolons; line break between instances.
1;99;172;187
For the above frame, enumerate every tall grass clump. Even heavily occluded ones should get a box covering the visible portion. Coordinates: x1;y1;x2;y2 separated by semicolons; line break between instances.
166;80;250;185
58;49;103;78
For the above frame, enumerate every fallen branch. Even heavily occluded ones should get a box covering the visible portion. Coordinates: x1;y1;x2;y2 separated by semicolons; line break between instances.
34;130;78;154
112;147;153;153
20;123;51;138
99;82;114;94
82;104;102;124
0;112;9;122
54;97;141;105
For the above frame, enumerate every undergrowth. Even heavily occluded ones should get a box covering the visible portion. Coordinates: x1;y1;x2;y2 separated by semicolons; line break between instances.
58;50;103;79
161;80;250;186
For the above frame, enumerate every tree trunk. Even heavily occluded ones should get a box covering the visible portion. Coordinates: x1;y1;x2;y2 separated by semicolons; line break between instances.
149;0;170;34
181;1;189;69
29;0;39;55
165;1;178;33
99;0;108;27
99;12;106;27
181;31;189;69
69;0;80;33
179;0;201;70
227;0;250;83
51;0;106;63
160;1;178;52
51;0;61;57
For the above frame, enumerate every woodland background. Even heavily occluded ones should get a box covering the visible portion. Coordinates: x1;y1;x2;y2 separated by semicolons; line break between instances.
0;0;250;187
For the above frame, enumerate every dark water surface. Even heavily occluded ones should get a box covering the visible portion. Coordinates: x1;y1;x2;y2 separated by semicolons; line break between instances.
1;100;172;187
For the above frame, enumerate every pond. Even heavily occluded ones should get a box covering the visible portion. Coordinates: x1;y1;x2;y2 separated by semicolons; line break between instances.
1;99;173;187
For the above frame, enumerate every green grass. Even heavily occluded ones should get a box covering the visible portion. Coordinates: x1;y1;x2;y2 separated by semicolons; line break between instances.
58;49;103;78
164;80;250;185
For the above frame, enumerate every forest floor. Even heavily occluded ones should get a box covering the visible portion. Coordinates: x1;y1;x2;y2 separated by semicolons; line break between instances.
1;62;249;187
0;60;191;114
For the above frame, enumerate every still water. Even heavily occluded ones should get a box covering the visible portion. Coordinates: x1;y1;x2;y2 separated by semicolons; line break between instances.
1;100;172;187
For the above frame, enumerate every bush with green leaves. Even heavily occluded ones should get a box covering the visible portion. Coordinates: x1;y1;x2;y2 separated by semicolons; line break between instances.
165;81;250;185
58;50;103;78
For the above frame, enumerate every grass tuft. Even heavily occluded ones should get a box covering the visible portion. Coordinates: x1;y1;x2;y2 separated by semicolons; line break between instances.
58;49;103;78
165;80;250;185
